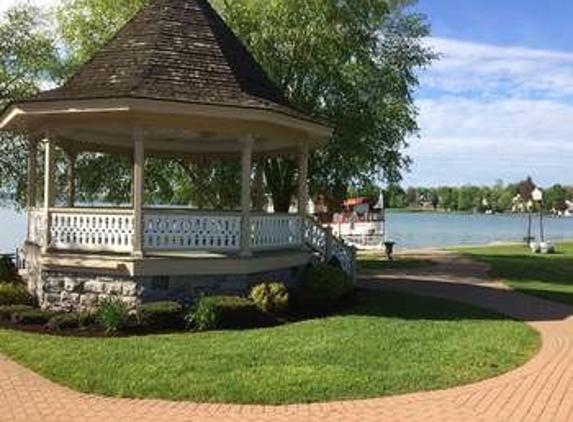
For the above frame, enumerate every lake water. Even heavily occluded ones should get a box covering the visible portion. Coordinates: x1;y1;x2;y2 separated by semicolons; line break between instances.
1;208;572;253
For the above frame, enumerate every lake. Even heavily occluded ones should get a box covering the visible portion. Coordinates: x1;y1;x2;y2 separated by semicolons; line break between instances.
1;208;572;253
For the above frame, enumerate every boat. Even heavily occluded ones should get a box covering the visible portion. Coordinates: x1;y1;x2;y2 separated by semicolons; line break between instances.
329;195;386;250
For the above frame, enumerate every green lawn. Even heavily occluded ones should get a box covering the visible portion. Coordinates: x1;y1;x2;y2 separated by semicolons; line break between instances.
0;290;539;404
358;254;436;271
456;243;573;306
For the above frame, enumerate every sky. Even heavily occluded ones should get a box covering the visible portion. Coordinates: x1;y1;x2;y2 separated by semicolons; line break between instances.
1;0;572;188
408;0;573;187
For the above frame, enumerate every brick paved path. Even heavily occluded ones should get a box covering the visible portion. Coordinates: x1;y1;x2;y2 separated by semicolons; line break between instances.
2;253;573;422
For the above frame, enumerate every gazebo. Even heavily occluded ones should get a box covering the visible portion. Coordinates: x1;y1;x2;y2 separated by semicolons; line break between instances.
0;0;355;311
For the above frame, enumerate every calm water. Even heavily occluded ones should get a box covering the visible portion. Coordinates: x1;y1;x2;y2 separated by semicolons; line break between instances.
1;208;572;253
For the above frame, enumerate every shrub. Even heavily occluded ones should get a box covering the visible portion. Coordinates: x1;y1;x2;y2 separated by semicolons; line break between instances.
46;312;95;331
298;264;353;308
11;309;58;325
0;283;35;306
139;301;183;330
0;305;33;321
250;282;289;313
186;296;274;331
95;297;130;334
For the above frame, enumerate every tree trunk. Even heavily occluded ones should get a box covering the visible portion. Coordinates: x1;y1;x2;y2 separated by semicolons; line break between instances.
263;157;297;213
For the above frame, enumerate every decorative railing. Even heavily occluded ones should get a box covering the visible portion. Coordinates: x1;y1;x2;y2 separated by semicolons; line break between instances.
251;215;302;250
144;212;242;251
27;209;46;246
49;209;134;253
303;217;357;278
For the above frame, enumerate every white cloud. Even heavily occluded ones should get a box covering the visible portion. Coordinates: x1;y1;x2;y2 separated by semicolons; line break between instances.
407;38;573;187
424;37;573;100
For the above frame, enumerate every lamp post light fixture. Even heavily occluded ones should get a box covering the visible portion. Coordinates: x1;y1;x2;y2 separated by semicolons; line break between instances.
532;188;544;243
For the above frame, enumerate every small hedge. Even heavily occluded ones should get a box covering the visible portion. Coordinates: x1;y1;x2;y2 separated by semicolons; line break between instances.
139;301;183;329
0;305;33;321
11;309;59;325
0;283;35;306
298;263;353;309
250;282;289;313
186;296;275;331
46;312;95;331
95;297;130;334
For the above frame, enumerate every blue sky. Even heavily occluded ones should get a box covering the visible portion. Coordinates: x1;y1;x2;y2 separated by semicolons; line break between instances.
404;0;573;187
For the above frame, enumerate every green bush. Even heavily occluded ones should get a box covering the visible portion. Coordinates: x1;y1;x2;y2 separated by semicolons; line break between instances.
0;305;34;321
298;264;353;308
46;312;95;331
11;309;58;325
95;297;130;334
0;283;35;306
250;282;289;313
186;296;275;331
139;301;183;329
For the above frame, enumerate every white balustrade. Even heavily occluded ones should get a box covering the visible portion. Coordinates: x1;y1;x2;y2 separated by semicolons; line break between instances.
50;210;134;253
303;217;356;278
27;209;46;246
251;215;302;250
144;212;242;251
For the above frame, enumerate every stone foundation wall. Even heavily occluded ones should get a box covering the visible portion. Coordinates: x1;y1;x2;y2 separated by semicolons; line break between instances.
24;256;307;312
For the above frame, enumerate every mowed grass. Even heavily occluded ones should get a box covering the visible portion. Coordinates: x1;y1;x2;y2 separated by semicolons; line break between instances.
358;254;436;271
0;290;539;404
456;242;573;306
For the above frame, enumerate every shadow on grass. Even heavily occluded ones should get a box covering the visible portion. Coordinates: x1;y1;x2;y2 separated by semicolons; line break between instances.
355;277;573;323
358;258;436;271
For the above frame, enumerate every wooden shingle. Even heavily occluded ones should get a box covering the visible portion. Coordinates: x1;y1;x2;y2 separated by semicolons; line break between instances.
27;0;313;121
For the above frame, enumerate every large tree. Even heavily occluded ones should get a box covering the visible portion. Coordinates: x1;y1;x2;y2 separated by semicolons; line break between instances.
3;0;434;210
0;4;61;206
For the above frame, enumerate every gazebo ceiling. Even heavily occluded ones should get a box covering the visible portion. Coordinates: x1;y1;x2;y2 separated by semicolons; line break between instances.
0;0;332;151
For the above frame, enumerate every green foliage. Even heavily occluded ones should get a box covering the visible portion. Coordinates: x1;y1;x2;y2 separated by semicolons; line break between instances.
0;4;62;204
95;297;130;334
138;301;183;330
48;0;434;211
0;284;34;306
299;264;353;308
250;282;289;313
222;0;435;209
0;304;33;321
186;296;273;331
386;179;573;214
11;309;58;325
46;312;95;331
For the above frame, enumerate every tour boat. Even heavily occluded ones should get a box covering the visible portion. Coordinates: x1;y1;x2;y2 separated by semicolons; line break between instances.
330;195;386;250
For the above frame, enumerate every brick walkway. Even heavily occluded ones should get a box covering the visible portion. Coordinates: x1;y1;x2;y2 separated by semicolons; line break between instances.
2;253;573;422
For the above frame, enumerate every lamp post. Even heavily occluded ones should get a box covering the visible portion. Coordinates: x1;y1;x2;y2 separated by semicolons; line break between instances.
532;188;544;243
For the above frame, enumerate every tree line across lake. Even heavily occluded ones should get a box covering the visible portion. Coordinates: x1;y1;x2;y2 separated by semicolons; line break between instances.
351;178;573;214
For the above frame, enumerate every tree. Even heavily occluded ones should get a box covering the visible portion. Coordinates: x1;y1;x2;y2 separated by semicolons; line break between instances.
544;184;567;212
223;0;434;210
53;0;434;211
0;4;61;206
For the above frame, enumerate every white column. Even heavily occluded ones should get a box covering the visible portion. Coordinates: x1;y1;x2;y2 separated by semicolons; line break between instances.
66;149;78;208
297;140;309;216
42;134;56;252
132;127;145;258
240;135;254;257
27;139;38;209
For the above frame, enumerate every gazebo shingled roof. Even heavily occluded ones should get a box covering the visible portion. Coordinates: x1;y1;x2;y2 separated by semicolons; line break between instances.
24;0;315;123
